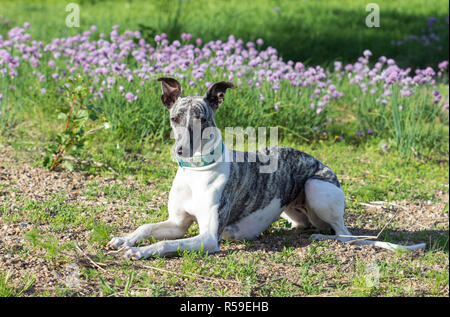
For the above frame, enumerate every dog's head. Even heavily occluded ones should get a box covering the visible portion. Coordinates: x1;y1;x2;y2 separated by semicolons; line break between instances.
157;77;235;158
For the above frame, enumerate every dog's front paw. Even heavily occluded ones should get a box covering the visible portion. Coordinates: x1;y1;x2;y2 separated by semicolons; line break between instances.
107;236;134;250
124;247;144;260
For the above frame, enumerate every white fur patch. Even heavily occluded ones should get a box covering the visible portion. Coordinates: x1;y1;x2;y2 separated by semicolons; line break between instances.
222;198;282;240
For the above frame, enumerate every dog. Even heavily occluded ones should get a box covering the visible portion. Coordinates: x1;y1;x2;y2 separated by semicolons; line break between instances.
107;77;425;259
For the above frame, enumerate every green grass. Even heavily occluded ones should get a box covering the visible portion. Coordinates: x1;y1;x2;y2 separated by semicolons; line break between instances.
0;0;448;298
1;129;448;296
1;0;448;68
0;271;35;297
1;1;448;159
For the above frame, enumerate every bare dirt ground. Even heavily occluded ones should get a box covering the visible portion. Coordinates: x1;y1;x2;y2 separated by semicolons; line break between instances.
0;145;448;297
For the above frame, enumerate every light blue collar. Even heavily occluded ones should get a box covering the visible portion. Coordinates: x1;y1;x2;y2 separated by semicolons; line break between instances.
176;142;225;169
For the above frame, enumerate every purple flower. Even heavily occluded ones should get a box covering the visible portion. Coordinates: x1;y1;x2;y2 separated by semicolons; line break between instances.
438;60;449;70
259;94;265;103
363;49;372;58
125;92;135;102
40;88;46;94
381;144;388;153
256;38;264;46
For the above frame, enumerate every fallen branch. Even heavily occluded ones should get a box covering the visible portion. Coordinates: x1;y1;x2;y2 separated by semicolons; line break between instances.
75;243;107;272
369;201;407;210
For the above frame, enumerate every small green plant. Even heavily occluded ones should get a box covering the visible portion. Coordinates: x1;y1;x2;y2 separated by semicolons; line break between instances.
43;76;110;171
24;228;73;263
98;276;116;296
0;271;35;297
123;271;136;297
90;223;113;246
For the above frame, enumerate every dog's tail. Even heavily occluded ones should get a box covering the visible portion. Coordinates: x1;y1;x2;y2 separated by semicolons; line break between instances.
310;234;426;252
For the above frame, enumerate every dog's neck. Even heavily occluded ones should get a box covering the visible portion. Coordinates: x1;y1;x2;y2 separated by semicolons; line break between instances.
175;138;226;171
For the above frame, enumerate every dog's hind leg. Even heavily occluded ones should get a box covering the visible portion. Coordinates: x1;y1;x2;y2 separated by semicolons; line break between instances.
304;178;425;252
280;191;314;229
303;178;350;235
280;208;311;229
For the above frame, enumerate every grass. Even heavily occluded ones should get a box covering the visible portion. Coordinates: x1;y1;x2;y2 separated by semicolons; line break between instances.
0;1;448;159
0;271;35;297
0;129;448;296
1;0;448;68
0;0;448;298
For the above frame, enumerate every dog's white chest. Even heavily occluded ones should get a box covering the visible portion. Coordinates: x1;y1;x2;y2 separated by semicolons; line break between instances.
173;163;230;219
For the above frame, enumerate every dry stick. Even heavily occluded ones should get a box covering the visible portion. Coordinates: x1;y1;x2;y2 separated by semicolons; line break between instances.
75;243;107;272
337;213;397;244
369;200;408;210
358;202;383;209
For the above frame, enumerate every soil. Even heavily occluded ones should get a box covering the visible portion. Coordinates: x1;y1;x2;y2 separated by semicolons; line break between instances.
0;145;448;296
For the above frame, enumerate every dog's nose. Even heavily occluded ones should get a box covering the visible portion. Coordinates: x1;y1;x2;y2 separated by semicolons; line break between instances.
176;146;183;156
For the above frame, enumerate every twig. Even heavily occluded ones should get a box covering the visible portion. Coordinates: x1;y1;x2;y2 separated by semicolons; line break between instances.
337;213;397;244
369;201;407;210
104;247;127;255
357;202;383;209
75;243;107;272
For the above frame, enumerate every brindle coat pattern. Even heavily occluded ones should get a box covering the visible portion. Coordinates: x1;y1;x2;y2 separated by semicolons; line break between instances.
217;146;340;238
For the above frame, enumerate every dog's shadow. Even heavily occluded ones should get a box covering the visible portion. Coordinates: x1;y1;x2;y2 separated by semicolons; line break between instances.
220;226;449;254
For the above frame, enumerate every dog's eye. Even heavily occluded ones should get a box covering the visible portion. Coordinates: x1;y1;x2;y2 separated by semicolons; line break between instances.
170;116;180;124
195;116;206;123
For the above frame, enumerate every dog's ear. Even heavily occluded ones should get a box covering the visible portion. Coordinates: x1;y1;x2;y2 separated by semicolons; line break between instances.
204;81;236;110
157;77;182;109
